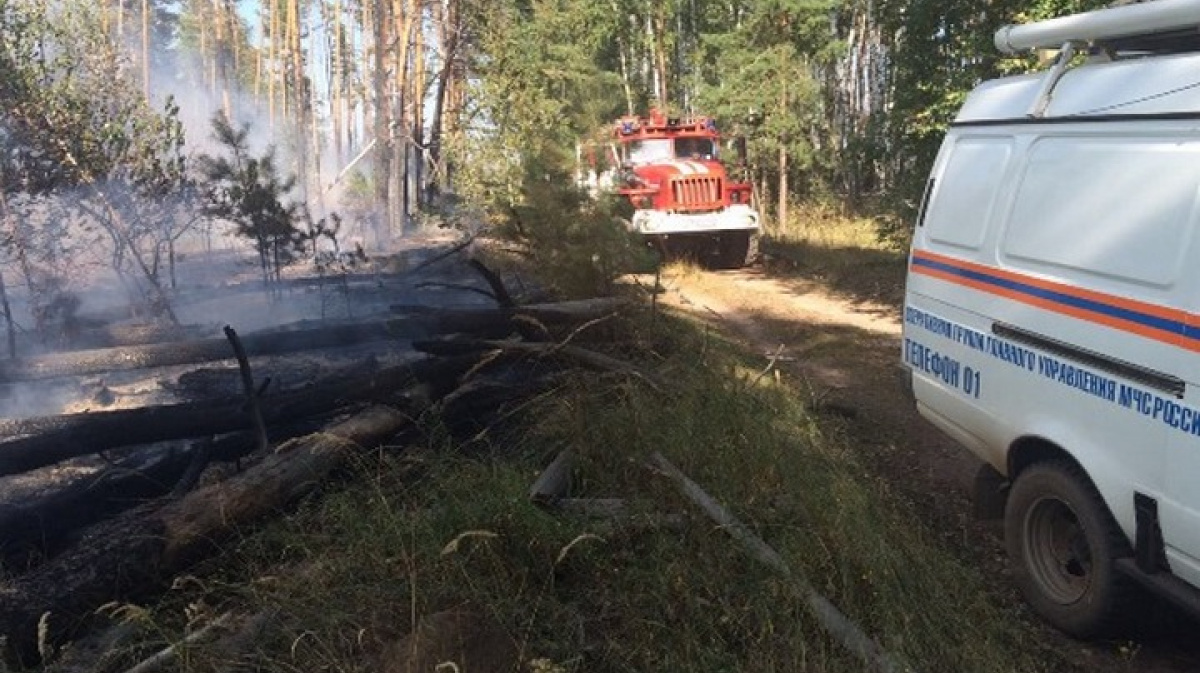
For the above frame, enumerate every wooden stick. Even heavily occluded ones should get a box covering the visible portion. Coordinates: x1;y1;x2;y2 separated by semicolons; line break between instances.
121;612;235;673
648;453;911;673
223;326;269;454
529;450;575;505
413;339;664;391
467;259;516;308
402;234;474;276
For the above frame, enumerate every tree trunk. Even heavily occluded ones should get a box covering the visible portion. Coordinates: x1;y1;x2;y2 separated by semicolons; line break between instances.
331;0;346;168
0;271;15;359
412;7;426;215
650;11;670;105
289;0;309;198
141;0;150;99
617;37;635;115
392;0;419;235
268;0;277;128
371;0;392;245
428;0;465;199
778;143;789;231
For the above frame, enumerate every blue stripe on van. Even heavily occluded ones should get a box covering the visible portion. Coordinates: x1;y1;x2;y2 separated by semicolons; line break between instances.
910;254;1192;338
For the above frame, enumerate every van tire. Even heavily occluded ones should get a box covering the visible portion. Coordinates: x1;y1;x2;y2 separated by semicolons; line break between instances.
1005;460;1136;638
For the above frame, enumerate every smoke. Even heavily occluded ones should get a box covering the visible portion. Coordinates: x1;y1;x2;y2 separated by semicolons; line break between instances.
0;3;459;390
0;378;93;421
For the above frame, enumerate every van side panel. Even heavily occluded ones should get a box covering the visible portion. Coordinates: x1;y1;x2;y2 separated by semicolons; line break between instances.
924;137;1013;251
905;125;1200;548
905;135;1016;469
910;36;1200;627
1004;137;1198;289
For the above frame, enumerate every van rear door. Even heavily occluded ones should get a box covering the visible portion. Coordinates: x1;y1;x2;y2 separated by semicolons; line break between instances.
1164;267;1200;589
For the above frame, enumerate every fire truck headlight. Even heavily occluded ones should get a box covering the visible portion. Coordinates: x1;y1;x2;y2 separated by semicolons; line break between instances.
730;191;742;204
638;196;653;209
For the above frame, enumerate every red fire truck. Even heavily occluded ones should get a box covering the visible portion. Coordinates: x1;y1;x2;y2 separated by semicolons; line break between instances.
591;109;760;268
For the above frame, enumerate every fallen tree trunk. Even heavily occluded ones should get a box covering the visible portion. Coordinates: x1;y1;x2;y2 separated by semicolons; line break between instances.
0;445;198;567
0;299;626;384
0;415;334;566
0;355;483;478
0;405;414;666
0;321;399;384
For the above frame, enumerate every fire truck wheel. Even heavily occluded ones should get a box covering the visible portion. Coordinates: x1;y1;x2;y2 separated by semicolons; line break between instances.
716;231;756;269
1005;460;1138;637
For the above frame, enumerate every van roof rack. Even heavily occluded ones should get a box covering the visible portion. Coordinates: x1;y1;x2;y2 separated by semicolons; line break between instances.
1096;27;1200;55
995;0;1200;55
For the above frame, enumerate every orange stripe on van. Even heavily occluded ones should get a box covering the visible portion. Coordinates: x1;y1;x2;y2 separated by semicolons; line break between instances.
911;250;1200;352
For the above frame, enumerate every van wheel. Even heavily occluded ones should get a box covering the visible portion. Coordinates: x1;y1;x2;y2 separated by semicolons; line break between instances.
1005;461;1136;637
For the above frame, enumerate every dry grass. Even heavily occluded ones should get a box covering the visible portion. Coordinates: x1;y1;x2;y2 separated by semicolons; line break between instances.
67;300;1075;673
758;203;909;311
771;202;887;251
40;206;1084;673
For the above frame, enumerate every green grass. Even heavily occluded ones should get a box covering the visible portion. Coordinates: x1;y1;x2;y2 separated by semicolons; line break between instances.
65;300;1074;673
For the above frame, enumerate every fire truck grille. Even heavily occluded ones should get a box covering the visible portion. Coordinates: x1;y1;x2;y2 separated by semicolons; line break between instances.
670;176;723;211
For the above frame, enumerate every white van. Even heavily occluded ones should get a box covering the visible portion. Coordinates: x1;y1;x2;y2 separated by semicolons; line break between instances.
903;0;1200;637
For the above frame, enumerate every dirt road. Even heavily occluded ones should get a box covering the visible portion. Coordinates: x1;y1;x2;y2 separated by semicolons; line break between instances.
657;263;1200;673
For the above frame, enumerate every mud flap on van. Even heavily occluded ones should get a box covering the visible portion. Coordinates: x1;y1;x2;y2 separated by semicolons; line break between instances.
1115;494;1200;621
1133;493;1167;574
973;463;1008;520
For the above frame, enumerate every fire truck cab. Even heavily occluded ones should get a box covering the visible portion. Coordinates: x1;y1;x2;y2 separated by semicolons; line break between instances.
611;110;760;268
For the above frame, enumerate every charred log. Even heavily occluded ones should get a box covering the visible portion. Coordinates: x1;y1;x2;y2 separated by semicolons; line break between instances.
0;321;399;384
0;355;485;478
0;445;197;570
0;298;625;385
74;322;213;350
438;370;570;441
0;413;351;571
0;405;413;666
391;297;626;326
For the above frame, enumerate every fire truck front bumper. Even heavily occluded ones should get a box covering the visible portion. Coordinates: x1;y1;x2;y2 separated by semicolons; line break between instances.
630;205;760;236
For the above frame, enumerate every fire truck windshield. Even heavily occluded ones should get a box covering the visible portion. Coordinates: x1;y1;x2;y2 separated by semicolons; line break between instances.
674;137;716;160
625;139;672;164
623;137;718;164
